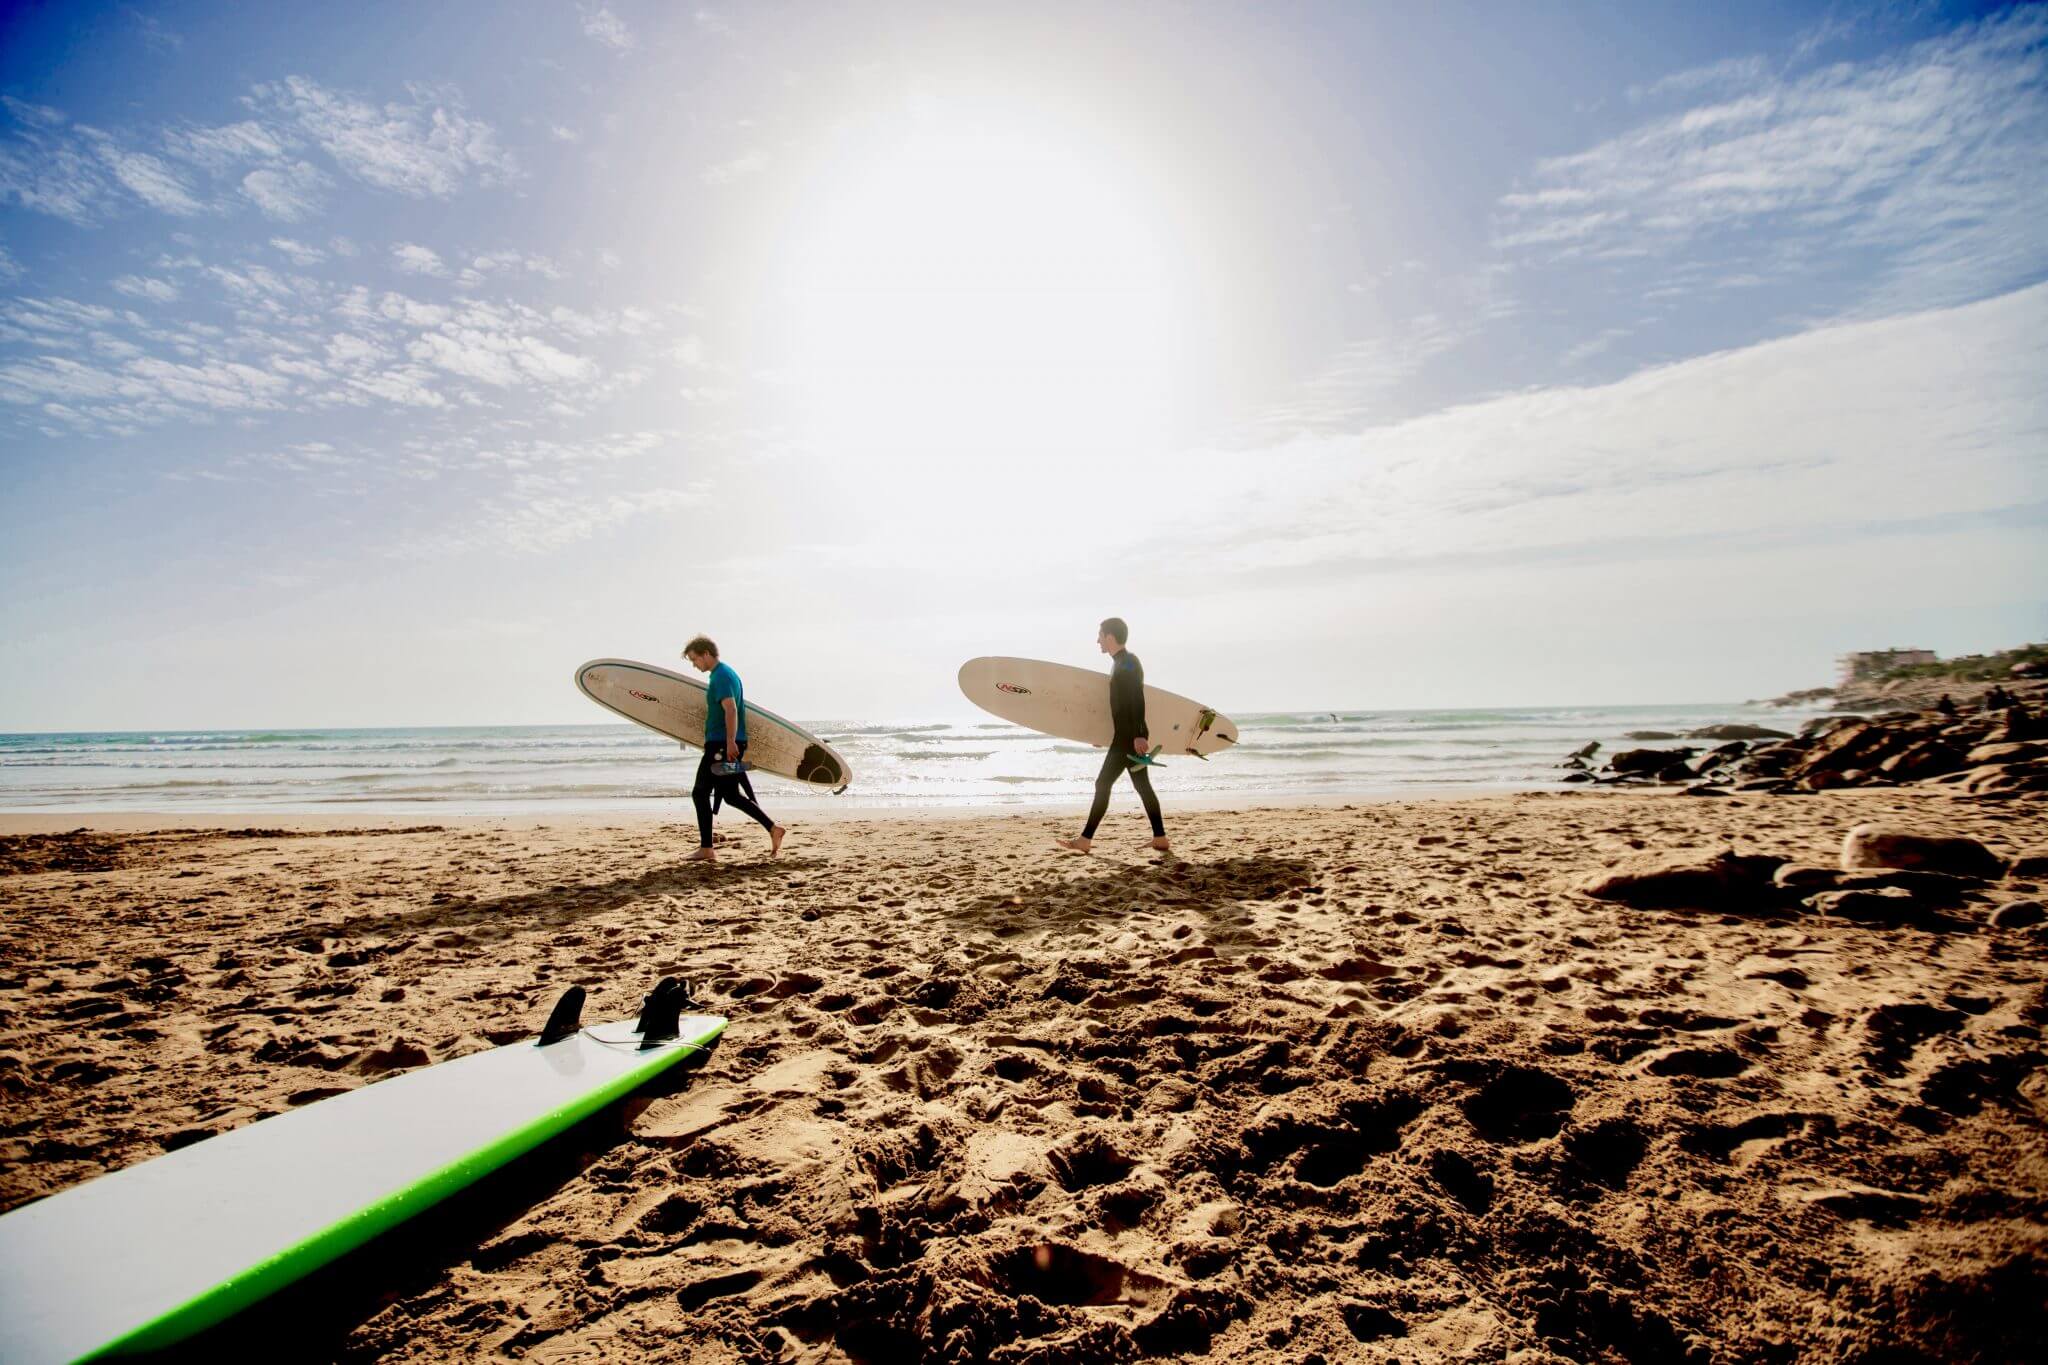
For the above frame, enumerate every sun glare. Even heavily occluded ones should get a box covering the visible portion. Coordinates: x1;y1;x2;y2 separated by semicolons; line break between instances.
767;105;1187;466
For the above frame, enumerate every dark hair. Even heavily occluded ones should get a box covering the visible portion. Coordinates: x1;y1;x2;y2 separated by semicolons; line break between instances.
684;635;718;659
1099;617;1128;646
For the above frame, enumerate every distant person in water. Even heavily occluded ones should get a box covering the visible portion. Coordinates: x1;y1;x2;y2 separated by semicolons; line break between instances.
1058;617;1169;855
681;636;786;862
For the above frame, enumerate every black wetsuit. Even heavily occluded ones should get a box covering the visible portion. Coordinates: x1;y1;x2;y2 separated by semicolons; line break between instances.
693;741;775;849
1082;649;1165;839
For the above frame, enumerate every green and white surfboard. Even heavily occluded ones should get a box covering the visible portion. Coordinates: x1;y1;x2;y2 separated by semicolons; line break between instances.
0;981;723;1363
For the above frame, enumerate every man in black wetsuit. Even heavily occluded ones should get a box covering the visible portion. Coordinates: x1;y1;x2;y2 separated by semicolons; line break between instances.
1057;617;1169;855
680;635;786;863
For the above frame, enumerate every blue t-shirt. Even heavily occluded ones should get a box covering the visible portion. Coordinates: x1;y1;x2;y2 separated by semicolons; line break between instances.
704;661;746;743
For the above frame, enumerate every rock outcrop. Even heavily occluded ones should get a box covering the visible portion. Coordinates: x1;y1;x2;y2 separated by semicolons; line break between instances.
1562;686;2048;796
1841;825;2005;879
1578;823;2041;929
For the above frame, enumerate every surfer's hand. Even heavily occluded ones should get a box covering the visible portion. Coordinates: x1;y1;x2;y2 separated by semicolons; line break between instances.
725;742;738;762
1132;737;1149;756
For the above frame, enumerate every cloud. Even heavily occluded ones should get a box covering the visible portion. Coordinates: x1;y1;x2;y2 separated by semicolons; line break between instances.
392;242;446;275
407;325;598;389
393;487;701;558
162;120;285;170
1251;314;1469;437
346;365;445;407
0;296;121;347
1627;55;1768;103
374;291;451;327
455;249;563;288
1;96;65;129
1249;267;1515;438
0;243;20;281
1;101;118;223
269;236;326;265
324;331;388;369
1124;280;2048;588
112;275;180;303
129;8;183;51
580;5;636;51
701;150;767;185
87;139;204;214
247;76;516;197
1496;9;2048;312
0;349;291;416
240;160;329;220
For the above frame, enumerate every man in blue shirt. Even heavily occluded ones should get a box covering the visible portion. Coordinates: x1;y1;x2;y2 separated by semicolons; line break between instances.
1058;617;1168;854
682;635;786;861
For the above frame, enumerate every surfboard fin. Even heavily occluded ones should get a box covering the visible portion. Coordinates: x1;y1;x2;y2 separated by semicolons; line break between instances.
636;976;695;1047
538;985;586;1046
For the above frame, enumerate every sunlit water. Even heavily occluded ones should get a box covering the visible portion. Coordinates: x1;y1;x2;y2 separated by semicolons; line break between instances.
0;703;1831;815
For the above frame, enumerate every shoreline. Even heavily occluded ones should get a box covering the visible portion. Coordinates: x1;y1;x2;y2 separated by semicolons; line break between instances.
0;785;1593;835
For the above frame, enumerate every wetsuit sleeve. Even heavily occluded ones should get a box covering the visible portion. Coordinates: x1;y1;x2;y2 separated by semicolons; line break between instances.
1112;657;1148;740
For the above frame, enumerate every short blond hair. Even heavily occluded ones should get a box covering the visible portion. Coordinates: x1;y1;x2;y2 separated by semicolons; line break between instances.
684;635;718;659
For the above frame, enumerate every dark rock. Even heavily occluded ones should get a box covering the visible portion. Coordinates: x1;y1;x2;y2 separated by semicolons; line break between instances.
1609;747;1692;775
1962;761;2048;795
1841;825;2004;879
1831;869;1979;906
1774;865;1841;891
1800;721;1914;776
1687;724;1791;740
1623;731;1679;741
1990;901;2045;930
1876;739;1970;781
1964;741;2048;767
1805;887;1918;922
1579;851;1786;911
2008;850;2048;879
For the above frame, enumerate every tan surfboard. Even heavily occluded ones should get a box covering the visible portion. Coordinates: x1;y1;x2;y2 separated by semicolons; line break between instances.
575;659;851;790
957;656;1238;757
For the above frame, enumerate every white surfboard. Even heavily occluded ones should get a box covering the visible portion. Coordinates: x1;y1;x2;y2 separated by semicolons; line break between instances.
0;985;724;1363
575;658;851;790
957;656;1238;757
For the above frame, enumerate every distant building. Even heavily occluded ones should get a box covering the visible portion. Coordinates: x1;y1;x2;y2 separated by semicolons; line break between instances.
1837;648;1937;686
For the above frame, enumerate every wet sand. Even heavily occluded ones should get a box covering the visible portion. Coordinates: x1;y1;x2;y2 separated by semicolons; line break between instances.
3;790;2045;1362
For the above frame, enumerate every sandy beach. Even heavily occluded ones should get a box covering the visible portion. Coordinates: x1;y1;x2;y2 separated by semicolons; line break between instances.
3;788;2044;1363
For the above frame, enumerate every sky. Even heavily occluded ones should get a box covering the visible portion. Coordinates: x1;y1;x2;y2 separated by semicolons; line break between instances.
1;0;2044;729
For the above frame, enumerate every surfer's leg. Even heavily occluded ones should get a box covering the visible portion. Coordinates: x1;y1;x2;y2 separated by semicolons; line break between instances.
717;779;774;833
1128;763;1165;839
690;750;718;852
713;744;782;849
1079;747;1122;839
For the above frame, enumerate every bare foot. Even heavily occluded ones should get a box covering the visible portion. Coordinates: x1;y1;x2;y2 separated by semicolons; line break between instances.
684;847;717;863
1146;836;1171;853
770;825;788;856
1056;837;1093;854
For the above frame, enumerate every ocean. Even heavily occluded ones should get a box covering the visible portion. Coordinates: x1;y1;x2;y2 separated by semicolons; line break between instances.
0;702;1830;815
